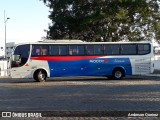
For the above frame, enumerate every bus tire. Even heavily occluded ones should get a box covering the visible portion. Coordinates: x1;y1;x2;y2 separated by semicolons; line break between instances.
33;75;38;82
34;69;47;82
112;68;124;80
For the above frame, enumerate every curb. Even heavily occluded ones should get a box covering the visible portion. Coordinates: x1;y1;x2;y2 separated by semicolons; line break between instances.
0;76;10;78
143;74;160;77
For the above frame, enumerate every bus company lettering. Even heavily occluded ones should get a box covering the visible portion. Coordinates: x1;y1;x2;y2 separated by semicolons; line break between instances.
89;60;104;63
105;59;109;63
114;59;125;63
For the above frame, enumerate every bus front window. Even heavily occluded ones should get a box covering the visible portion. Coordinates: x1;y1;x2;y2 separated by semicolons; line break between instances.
11;44;30;68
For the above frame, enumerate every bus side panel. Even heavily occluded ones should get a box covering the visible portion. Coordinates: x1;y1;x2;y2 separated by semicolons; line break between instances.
47;57;132;77
48;61;86;77
105;58;132;76
131;57;153;75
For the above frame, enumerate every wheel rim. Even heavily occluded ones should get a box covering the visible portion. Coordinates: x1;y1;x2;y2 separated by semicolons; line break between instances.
115;71;122;78
39;71;45;80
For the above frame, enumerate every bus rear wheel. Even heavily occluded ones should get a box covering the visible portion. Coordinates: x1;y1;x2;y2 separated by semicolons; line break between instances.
34;70;46;82
112;68;124;80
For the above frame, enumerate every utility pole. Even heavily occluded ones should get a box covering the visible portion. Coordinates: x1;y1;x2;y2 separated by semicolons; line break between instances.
4;10;10;59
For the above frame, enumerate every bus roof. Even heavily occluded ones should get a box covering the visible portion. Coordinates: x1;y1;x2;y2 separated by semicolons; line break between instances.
15;39;152;46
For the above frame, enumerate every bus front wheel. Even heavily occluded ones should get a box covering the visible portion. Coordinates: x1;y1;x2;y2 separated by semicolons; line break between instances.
34;69;47;82
112;68;124;80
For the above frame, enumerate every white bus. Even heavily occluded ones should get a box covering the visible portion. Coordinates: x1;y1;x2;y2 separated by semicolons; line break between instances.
10;40;154;82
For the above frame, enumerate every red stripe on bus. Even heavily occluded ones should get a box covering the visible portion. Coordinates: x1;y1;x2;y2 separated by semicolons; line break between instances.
31;56;102;61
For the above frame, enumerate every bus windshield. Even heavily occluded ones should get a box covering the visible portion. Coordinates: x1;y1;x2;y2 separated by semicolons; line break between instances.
11;44;30;68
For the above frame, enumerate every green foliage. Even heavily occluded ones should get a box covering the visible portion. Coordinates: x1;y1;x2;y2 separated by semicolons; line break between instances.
41;0;160;42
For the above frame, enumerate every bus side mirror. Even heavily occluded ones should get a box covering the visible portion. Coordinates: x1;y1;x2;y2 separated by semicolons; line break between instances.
13;55;20;62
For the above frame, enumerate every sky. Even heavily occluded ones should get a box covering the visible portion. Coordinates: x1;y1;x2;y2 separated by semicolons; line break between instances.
0;0;50;47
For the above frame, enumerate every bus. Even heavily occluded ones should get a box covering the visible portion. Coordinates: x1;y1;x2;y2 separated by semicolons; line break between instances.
10;40;154;82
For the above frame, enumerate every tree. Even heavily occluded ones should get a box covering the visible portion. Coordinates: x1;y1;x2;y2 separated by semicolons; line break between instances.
41;0;160;42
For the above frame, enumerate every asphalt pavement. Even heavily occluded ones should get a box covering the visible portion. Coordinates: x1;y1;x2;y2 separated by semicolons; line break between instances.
0;76;160;119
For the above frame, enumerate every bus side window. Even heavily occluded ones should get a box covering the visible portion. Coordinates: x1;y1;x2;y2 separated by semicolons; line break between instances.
42;49;47;55
138;44;150;55
41;46;48;55
69;46;74;55
94;45;103;55
59;45;67;55
32;45;48;56
86;45;94;55
50;46;59;55
121;44;136;55
36;49;40;55
69;45;85;56
69;49;72;55
32;46;41;56
104;45;120;55
69;45;78;55
78;45;85;55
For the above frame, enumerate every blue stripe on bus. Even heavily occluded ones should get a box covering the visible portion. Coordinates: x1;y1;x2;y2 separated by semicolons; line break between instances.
47;58;132;77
